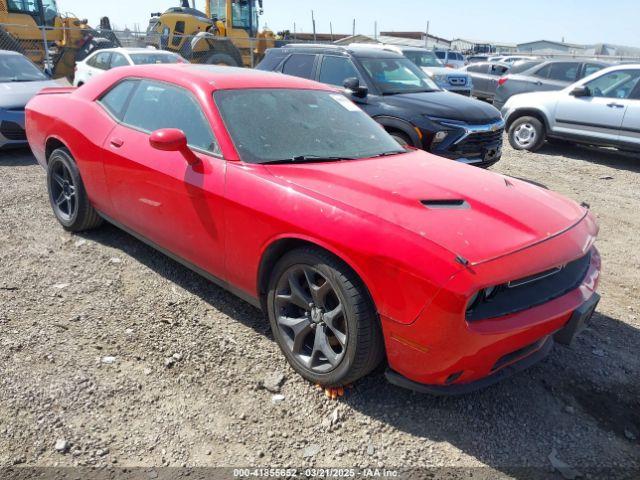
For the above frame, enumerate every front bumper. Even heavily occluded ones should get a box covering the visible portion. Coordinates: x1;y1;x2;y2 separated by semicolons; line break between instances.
386;293;600;395
428;119;505;168
0;109;28;149
381;217;600;391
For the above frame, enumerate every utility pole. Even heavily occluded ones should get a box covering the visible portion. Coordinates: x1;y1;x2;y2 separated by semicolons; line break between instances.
374;21;378;40
330;22;334;42
425;21;430;49
311;10;316;42
352;19;356;38
293;22;296;40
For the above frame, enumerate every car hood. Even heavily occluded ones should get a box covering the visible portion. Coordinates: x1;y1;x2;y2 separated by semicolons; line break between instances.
382;90;500;123
266;151;588;265
0;79;60;109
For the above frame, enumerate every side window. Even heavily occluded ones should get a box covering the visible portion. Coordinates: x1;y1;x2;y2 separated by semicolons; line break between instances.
98;80;139;120
123;80;219;154
110;53;129;68
491;64;509;76
94;52;112;70
435;52;445;60
585;70;640;99
281;54;316;79
319;56;362;87
583;63;604;79
534;64;552;79
547;63;579;82
466;64;485;73
172;21;185;47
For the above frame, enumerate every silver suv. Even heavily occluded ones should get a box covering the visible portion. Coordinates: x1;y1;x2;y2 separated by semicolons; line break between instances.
501;65;640;152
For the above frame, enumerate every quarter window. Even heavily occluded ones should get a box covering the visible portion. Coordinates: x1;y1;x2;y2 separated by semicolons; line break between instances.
122;80;219;154
93;52;112;70
319;56;362;87
282;54;315;79
99;80;139;121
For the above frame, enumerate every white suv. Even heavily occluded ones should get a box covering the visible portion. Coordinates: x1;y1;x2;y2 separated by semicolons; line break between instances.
502;64;640;152
73;48;187;86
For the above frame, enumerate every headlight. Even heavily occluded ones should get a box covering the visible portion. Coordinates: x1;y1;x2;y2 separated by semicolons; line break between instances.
433;131;448;143
466;286;499;312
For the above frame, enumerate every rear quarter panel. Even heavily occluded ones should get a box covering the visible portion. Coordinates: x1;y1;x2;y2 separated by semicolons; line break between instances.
26;91;117;214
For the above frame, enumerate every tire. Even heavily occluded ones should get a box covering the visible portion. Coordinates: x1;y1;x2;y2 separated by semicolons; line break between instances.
206;53;239;67
388;131;411;148
47;148;103;232
508;116;546;152
267;247;385;387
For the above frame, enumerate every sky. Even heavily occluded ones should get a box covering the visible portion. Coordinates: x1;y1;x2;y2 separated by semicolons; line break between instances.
57;0;639;47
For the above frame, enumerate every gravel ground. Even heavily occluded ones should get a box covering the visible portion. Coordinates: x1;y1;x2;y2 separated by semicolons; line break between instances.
0;142;638;477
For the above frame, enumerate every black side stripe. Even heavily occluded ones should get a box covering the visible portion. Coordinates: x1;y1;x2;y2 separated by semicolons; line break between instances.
556;119;640;134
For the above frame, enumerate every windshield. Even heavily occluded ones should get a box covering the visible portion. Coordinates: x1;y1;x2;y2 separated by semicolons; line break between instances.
129;53;186;65
403;51;443;68
214;89;405;164
0;54;48;82
360;58;439;94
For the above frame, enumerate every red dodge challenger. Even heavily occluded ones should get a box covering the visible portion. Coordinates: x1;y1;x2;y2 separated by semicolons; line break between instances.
26;64;601;394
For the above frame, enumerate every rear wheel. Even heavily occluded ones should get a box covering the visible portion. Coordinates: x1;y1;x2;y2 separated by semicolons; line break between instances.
47;148;102;232
508;116;546;151
267;248;384;387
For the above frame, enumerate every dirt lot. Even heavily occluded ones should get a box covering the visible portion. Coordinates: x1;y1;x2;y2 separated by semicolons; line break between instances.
1;142;638;477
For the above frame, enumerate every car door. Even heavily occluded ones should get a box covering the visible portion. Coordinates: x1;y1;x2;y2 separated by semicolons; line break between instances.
530;62;580;91
553;69;640;143
466;64;488;95
100;79;227;278
616;72;640;148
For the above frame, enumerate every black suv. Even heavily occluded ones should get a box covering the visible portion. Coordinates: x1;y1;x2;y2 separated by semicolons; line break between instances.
257;45;505;167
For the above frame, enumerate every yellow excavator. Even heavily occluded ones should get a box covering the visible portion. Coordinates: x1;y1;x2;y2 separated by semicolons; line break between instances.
0;0;119;80
146;0;275;67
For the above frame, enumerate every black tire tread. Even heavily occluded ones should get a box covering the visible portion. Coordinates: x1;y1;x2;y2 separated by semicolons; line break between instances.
268;246;385;387
48;148;103;232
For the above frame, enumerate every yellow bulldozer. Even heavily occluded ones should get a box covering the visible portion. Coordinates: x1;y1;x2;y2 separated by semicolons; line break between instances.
0;0;119;80
146;0;275;67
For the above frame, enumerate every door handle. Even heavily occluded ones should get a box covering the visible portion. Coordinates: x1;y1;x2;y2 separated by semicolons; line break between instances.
110;138;124;148
606;103;624;108
534;81;543;86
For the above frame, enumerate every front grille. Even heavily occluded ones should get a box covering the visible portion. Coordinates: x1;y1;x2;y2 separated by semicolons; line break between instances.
467;252;593;322
0;121;26;141
453;128;504;157
448;76;467;86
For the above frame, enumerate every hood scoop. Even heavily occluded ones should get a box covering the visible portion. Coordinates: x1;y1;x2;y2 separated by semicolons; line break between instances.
421;199;470;210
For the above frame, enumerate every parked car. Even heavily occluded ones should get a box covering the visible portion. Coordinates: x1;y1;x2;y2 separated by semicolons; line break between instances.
434;50;466;68
257;45;503;167
464;61;510;102
350;44;473;96
467;55;492;64
73;48;187;86
0;50;60;150
493;59;610;109
25;64;601;394
494;55;540;64
502;64;640;152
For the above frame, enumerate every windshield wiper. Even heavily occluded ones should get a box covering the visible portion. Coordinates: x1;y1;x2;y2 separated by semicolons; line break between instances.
260;155;359;165
368;150;407;158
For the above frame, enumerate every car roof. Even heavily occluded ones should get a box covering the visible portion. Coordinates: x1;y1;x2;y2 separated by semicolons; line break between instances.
0;50;25;57
93;47;176;55
272;44;403;59
81;64;335;94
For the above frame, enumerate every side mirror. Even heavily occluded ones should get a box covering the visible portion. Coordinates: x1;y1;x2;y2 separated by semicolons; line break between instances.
570;85;591;98
343;77;368;98
149;128;199;165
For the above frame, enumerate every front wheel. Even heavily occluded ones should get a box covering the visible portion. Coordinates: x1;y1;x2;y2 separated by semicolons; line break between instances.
267;248;385;387
47;148;103;232
508;116;546;151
